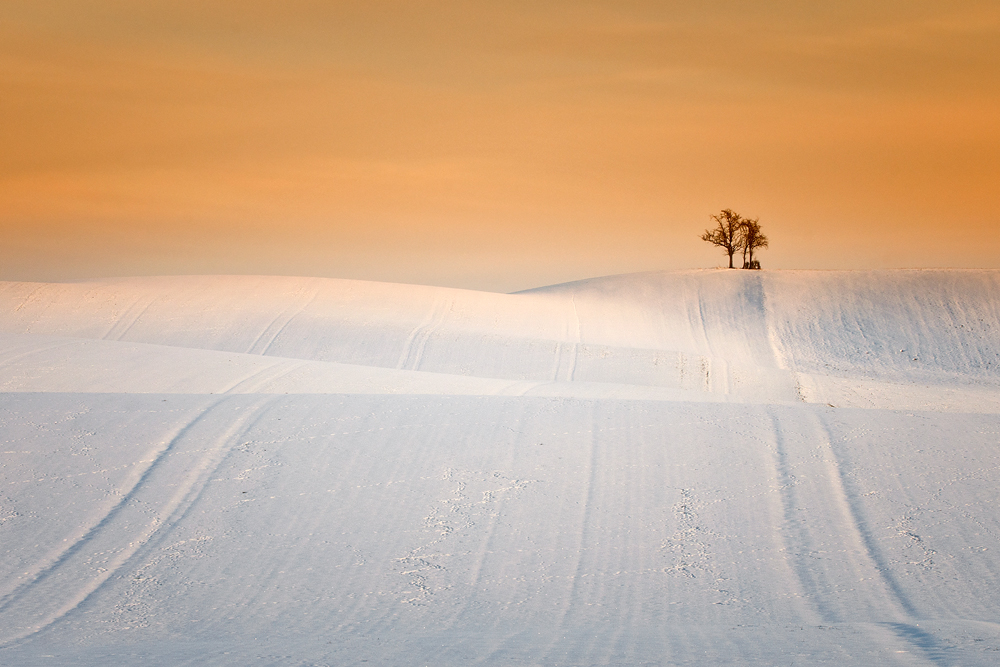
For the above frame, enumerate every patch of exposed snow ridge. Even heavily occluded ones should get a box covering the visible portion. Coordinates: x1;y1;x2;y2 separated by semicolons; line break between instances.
0;269;998;665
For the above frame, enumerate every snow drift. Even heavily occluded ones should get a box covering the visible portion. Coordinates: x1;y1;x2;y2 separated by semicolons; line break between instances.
0;270;998;665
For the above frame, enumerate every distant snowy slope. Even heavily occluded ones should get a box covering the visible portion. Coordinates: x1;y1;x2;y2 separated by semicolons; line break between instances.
0;331;758;403
766;270;1000;383
527;269;1000;384
2;270;998;392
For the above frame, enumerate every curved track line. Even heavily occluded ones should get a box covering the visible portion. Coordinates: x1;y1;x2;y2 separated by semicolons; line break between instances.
761;272;793;372
10;284;47;313
0;399;222;610
815;413;919;619
397;296;452;371
254;284;322;356
550;342;564;381
692;283;715;359
547;421;598;661
770;414;832;625
101;296;157;341
409;296;453;371
0;396;273;647
566;295;581;382
112;297;159;341
768;409;919;624
767;410;843;624
768;408;947;662
396;301;440;370
0;339;80;372
218;359;309;394
448;488;503;631
550;296;582;382
111;396;280;572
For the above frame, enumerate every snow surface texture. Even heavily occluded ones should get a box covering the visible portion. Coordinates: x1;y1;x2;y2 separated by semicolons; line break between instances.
0;269;998;665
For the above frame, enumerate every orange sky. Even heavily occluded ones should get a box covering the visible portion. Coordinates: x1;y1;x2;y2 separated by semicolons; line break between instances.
2;1;998;291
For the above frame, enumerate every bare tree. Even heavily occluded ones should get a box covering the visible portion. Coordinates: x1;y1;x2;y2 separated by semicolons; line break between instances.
742;217;768;269
700;209;744;269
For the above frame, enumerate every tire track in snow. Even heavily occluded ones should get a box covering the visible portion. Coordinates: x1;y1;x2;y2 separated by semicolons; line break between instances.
219;359;310;394
550;342;580;382
0;339;80;379
770;409;917;622
768;411;838;625
813;414;956;664
566;295;581;382
687;281;713;359
549;343;564;382
769;408;951;664
0;400;222;612
108;397;280;578
760;272;789;371
10;284;48;314
546;419;598;662
550;295;582;382
101;295;158;341
249;283;322;356
396;303;442;370
396;296;452;371
814;413;919;620
683;282;736;396
759;274;810;404
463;497;500;593
449;472;530;629
0;396;275;647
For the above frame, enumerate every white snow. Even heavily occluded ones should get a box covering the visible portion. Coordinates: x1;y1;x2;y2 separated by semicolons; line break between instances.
0;269;998;665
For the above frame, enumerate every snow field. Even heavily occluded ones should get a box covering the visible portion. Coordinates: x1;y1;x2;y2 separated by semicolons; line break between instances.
0;269;998;665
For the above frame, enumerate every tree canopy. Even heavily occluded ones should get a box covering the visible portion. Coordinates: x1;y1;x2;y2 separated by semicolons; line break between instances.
700;209;744;269
701;210;768;269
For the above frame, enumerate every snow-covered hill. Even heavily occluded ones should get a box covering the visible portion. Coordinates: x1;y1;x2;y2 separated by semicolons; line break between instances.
1;270;998;665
